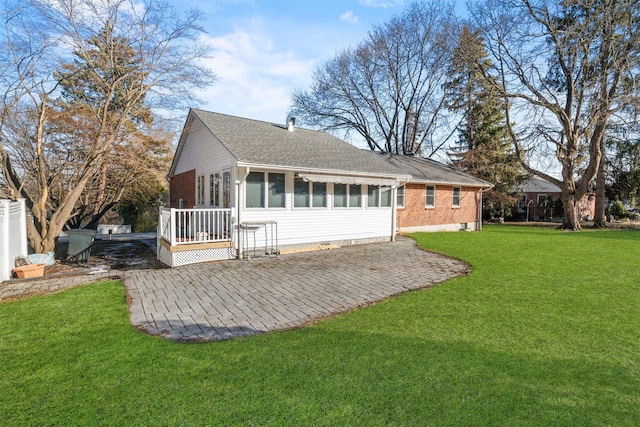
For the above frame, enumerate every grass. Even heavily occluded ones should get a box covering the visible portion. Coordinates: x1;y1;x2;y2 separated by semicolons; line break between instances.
1;225;639;426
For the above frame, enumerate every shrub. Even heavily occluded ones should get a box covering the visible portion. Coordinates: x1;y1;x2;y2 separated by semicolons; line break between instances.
608;200;626;220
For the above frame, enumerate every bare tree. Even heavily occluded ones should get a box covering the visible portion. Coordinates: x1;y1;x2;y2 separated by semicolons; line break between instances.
472;0;640;230
0;0;215;252
291;1;457;157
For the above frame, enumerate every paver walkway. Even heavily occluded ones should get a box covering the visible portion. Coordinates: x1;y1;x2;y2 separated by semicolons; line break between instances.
124;236;469;341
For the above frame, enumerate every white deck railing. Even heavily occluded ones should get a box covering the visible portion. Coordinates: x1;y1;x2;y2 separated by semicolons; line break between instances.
158;207;233;246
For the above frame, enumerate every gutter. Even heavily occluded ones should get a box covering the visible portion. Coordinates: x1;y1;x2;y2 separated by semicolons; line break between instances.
235;161;409;182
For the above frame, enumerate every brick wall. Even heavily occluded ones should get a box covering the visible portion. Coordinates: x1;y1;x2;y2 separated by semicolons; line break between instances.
397;183;480;228
169;169;195;208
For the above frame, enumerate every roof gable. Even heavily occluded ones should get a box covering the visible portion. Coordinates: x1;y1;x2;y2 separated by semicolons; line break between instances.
189;109;406;177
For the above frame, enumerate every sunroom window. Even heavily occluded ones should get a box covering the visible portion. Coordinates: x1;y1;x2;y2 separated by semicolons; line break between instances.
368;185;391;208
246;171;285;208
294;177;327;208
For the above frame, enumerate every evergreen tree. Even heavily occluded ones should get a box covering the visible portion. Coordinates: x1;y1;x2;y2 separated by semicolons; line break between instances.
54;25;170;229
445;24;522;218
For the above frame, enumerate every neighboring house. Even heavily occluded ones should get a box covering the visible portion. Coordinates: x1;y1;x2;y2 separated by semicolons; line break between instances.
161;109;493;267
384;155;493;232
510;176;595;221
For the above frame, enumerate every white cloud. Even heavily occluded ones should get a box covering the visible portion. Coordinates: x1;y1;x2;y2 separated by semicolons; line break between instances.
359;0;404;8
196;26;316;123
340;11;359;24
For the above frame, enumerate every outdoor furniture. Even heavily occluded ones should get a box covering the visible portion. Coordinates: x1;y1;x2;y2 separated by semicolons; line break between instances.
238;221;278;260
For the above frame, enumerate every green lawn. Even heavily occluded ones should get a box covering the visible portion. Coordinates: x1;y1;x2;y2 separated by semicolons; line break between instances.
1;226;639;426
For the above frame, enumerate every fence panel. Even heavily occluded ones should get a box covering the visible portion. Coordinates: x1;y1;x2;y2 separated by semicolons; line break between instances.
1;199;28;281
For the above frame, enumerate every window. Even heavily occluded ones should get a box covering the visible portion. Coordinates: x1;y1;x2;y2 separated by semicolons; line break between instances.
312;182;326;207
426;186;436;208
452;187;461;208
209;173;220;207
397;185;405;208
537;194;549;204
368;185;379;207
334;183;348;208
294;177;327;208
335;184;361;208
368;185;392;208
518;194;527;212
380;187;392;207
222;171;231;207
246;171;285;208
294;177;309;207
268;173;286;208
349;184;361;208
246;172;265;208
197;175;205;205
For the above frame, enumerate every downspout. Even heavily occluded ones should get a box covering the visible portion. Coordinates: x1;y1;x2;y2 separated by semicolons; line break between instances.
391;179;410;242
477;188;483;231
391;184;398;242
235;166;250;259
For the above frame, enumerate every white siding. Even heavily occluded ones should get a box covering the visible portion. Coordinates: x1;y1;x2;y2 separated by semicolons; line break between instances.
238;172;393;249
173;116;236;207
242;208;392;247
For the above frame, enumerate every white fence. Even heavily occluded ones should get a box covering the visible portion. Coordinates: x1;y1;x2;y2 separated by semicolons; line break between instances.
0;199;28;281
158;207;233;246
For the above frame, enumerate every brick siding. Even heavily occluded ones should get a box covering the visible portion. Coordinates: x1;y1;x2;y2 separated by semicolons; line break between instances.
169;169;195;209
397;183;480;228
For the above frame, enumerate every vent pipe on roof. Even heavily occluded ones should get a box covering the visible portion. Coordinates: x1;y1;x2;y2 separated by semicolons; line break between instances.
286;115;296;132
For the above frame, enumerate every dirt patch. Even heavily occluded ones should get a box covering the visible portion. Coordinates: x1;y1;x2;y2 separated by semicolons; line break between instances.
44;238;166;277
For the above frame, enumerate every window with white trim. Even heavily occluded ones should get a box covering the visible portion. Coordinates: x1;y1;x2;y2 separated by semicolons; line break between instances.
209;173;220;207
452;187;461;208
245;171;285;208
517;194;527;212
332;183;363;208
246;172;264;208
368;185;379;207
222;171;231;207
312;182;327;207
426;185;436;208
197;175;205;205
367;185;392;208
268;173;286;207
294;177;327;208
349;184;361;208
334;183;348;208
396;185;405;208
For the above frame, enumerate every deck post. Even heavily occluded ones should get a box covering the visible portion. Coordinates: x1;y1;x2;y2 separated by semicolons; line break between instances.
170;208;177;247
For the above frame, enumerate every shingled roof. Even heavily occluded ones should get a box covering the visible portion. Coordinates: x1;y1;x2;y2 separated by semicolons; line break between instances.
171;109;492;188
383;154;493;188
184;109;408;178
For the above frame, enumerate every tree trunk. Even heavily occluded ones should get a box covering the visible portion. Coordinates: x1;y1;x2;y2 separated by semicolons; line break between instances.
561;193;582;230
593;142;607;228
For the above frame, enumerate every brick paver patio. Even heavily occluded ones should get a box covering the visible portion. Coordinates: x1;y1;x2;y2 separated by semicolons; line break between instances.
1;236;469;342
124;236;469;341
